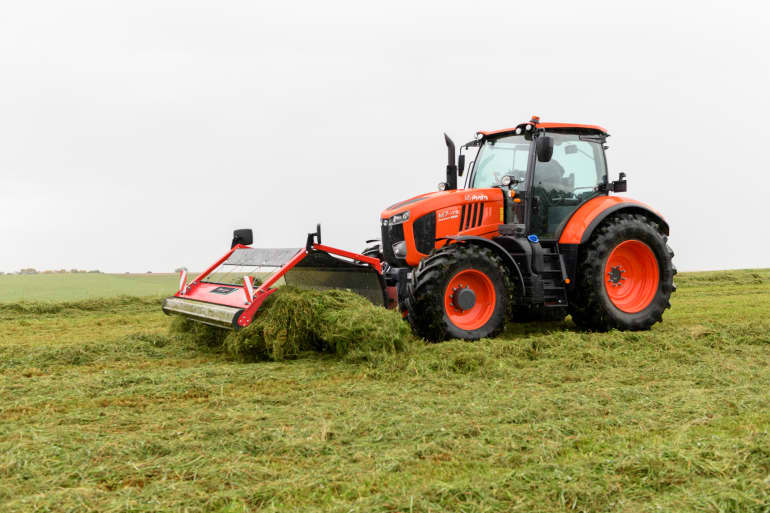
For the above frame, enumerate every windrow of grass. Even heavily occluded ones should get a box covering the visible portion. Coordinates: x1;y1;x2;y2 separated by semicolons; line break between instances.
170;287;415;361
0;295;163;320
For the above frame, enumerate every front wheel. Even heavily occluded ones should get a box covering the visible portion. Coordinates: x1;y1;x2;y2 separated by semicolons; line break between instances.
569;213;676;331
407;244;511;341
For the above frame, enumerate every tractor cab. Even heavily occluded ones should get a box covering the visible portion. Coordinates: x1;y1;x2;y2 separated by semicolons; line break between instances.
462;118;616;241
384;116;670;342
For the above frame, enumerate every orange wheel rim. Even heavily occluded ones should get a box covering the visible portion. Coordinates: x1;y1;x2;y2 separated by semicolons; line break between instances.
604;240;659;313
444;269;496;330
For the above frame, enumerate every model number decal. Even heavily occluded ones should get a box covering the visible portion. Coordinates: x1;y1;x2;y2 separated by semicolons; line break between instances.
437;206;460;222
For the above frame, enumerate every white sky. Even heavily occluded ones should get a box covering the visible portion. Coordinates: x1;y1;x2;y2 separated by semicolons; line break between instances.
1;0;768;273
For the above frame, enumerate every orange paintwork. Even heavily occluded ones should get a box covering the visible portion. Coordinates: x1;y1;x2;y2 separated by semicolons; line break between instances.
478;121;608;137
604;240;660;313
444;269;496;330
558;196;662;244
384;191;664;263
381;188;503;266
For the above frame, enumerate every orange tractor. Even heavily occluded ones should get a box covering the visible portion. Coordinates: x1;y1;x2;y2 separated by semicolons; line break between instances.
163;117;675;341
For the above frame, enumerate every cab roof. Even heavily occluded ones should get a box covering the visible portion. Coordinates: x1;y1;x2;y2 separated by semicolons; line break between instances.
478;120;608;137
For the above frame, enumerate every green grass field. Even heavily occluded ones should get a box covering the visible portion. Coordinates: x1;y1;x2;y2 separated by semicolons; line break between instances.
0;273;181;302
1;269;769;512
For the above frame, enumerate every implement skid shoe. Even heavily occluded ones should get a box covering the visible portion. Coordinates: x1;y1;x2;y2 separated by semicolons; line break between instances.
162;234;384;330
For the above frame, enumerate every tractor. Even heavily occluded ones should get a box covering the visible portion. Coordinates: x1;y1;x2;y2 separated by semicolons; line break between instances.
163;117;675;341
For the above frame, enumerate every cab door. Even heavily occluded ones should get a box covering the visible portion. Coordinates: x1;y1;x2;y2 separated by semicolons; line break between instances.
528;133;608;239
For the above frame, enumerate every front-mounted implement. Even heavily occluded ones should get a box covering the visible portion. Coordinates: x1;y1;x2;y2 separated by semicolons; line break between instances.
162;225;387;329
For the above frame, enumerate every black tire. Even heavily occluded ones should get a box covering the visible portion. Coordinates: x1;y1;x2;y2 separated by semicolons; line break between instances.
361;243;383;261
569;213;676;331
358;243;387;272
406;244;511;341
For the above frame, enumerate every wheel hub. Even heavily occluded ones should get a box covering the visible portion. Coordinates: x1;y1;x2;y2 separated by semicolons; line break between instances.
607;265;626;287
452;286;476;311
443;268;497;331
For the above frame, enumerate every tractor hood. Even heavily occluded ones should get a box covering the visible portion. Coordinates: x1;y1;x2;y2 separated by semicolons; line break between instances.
380;188;505;267
380;188;503;220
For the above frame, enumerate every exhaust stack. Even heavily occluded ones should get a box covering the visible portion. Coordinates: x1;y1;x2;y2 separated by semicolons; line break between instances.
444;133;458;190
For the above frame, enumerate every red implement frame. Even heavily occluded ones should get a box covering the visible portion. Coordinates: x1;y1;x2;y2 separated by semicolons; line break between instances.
173;240;383;329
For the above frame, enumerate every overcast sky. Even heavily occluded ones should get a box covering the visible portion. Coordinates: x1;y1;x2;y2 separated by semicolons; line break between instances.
1;0;768;273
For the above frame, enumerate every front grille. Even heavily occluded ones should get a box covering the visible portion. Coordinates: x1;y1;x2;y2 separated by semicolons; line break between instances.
381;222;405;265
413;212;436;254
459;202;485;231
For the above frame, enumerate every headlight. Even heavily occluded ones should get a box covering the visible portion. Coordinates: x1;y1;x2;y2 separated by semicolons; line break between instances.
387;210;410;225
501;175;512;186
392;241;407;258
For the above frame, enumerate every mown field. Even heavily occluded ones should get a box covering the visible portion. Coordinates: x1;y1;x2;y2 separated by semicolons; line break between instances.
0;273;180;302
1;269;769;512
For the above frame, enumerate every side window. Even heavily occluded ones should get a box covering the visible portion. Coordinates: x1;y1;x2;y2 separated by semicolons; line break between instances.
557;141;606;194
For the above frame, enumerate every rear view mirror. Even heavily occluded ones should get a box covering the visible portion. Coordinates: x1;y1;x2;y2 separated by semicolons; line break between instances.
564;144;578;155
458;154;466;176
610;172;627;193
231;228;253;248
536;136;554;162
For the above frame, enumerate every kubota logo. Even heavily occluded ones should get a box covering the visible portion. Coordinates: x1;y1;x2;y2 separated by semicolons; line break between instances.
465;193;489;202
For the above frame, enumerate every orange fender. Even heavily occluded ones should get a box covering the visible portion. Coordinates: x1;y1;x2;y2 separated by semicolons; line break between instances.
558;196;668;245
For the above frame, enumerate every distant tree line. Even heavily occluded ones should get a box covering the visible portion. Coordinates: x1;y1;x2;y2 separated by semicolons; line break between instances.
9;268;103;275
2;268;187;275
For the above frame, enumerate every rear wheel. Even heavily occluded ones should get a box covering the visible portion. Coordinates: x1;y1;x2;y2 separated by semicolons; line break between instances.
407;244;511;341
569;213;675;331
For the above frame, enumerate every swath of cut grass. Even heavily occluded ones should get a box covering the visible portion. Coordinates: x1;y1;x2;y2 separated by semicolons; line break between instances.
168;315;228;351
169;287;415;361
2;268;770;512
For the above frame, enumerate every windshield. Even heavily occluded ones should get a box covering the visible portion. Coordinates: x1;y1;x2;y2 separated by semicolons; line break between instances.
470;135;531;189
